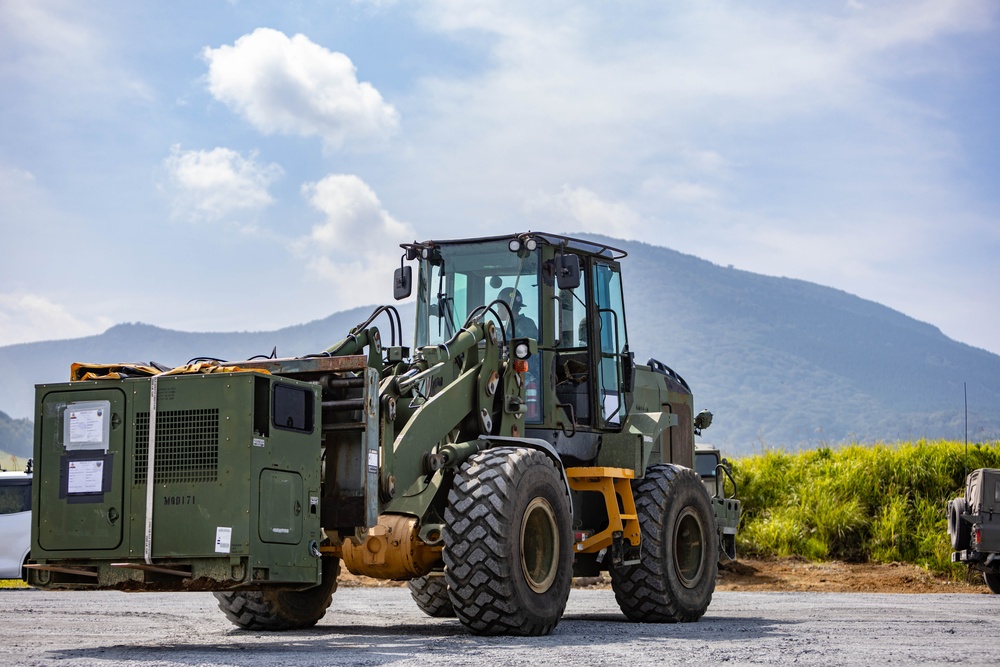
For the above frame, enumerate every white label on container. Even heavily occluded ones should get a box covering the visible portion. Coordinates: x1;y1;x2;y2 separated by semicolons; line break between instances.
367;450;379;474
215;527;232;554
252;437;265;448
69;408;104;444
64;400;111;451
67;459;104;494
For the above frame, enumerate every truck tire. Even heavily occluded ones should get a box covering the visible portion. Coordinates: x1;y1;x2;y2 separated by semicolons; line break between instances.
407;573;456;617
444;446;573;636
948;498;970;551
611;464;717;623
985;572;1000;594
214;557;339;631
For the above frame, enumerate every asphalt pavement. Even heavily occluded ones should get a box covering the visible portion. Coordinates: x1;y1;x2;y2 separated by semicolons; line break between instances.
1;587;996;665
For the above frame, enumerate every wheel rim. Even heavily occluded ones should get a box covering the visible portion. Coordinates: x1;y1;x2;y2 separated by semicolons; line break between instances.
673;506;706;589
520;497;559;594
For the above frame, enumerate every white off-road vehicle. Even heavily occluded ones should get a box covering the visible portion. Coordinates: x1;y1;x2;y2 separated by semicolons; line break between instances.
947;468;1000;593
0;468;31;580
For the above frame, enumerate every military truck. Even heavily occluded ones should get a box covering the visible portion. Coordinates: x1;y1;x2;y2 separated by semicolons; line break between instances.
947;467;1000;593
27;232;720;635
694;443;741;562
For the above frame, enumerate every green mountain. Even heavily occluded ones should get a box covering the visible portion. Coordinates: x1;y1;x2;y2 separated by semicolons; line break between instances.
1;237;997;455
604;235;999;452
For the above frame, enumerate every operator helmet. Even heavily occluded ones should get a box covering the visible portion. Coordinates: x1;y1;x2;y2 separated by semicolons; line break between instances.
498;287;524;311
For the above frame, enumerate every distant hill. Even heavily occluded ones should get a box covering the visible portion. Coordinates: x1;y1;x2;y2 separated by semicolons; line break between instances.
1;236;997;455
0;304;408;421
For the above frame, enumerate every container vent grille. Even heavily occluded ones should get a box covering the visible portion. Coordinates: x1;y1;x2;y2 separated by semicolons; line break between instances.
134;409;219;484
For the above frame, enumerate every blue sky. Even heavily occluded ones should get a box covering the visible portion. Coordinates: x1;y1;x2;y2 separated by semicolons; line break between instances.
2;0;999;354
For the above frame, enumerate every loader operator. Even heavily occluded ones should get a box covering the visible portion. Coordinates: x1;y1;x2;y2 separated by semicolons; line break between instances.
497;287;538;340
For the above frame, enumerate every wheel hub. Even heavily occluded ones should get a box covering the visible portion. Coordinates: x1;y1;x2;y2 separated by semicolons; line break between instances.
673;507;705;589
520;497;559;594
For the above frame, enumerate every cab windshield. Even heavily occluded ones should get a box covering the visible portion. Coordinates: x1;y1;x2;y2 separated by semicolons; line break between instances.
415;240;540;347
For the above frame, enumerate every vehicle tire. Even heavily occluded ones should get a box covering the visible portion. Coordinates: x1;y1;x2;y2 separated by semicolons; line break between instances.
984;571;1000;594
611;464;717;623
407;573;456;618
444;446;573;636
948;498;970;551
214;557;339;631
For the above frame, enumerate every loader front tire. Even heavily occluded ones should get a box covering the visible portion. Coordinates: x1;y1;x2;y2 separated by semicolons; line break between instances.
611;464;717;623
407;573;456;617
444;447;573;636
213;557;339;631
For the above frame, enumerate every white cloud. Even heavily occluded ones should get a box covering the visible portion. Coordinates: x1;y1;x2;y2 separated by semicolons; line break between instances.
163;145;283;223
301;175;412;250
525;186;646;241
203;28;400;151
294;175;415;306
662;181;721;205
399;1;995;209
0;293;112;347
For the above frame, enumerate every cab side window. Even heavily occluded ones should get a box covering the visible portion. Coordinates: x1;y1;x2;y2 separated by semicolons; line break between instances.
0;483;31;515
593;263;629;426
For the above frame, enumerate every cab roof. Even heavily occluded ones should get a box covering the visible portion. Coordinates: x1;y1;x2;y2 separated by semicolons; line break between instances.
402;231;627;260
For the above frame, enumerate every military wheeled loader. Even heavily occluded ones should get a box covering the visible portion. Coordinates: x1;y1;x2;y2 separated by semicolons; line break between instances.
27;232;719;635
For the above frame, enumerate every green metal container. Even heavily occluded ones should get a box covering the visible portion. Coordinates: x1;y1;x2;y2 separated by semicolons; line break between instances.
29;371;323;591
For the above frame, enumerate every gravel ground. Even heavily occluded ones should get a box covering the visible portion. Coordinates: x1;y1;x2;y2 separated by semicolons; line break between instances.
1;587;996;666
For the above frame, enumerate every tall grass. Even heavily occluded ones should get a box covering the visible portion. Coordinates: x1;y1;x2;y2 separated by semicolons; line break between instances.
733;440;1000;575
0;452;29;472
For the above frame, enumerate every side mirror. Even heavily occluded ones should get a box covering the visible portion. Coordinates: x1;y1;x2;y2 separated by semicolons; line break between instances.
393;266;412;300
554;254;581;290
694;409;713;433
622;350;636;392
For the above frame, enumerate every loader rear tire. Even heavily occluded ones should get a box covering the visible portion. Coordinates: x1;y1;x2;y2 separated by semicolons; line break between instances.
444;447;573;636
611;464;717;623
407;573;456;618
213;557;339;631
984;571;1000;594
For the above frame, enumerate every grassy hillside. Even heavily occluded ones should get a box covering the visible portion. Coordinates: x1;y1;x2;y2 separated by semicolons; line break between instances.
732;440;1000;576
0;411;32;460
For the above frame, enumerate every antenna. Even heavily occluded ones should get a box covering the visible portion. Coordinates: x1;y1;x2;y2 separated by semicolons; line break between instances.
964;382;968;480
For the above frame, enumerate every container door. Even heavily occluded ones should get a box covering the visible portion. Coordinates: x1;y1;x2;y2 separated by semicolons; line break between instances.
35;388;127;552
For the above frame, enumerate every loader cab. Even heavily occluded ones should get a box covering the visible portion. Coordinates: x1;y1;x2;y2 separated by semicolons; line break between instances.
401;232;633;435
410;237;542;349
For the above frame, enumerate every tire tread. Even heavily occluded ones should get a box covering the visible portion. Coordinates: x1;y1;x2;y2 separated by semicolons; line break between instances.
444;447;571;636
214;558;340;631
611;464;716;623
